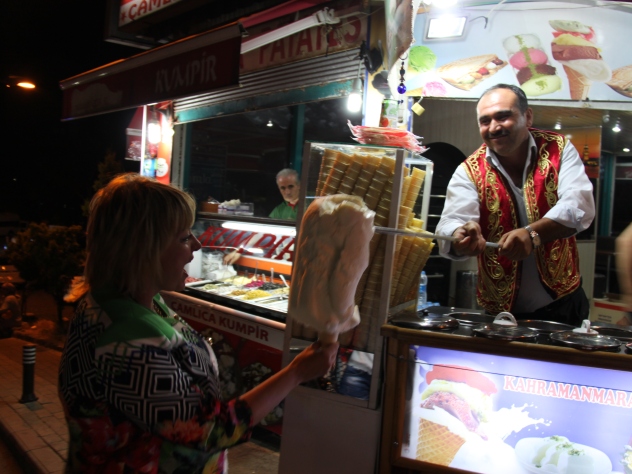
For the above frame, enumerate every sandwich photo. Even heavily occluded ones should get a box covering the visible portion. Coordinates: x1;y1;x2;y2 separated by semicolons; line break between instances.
436;54;507;91
606;65;632;99
416;364;497;466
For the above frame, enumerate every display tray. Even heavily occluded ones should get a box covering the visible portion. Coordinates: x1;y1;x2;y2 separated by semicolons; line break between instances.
184;280;288;321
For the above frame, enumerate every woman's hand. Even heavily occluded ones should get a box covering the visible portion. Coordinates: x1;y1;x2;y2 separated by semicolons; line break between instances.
289;342;339;384
239;341;339;424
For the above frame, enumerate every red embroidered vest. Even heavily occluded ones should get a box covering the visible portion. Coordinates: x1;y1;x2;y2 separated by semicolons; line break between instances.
462;128;581;313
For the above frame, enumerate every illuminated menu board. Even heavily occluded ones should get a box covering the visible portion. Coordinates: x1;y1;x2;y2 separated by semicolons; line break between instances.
400;346;632;474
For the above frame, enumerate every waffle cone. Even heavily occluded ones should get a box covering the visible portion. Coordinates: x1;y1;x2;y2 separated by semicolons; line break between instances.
564;65;591;100
416;418;466;466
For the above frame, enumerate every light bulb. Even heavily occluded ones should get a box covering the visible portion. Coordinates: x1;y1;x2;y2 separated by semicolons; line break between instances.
613;123;621;133
624;148;630;153
554;122;561;130
347;77;363;113
147;121;161;144
267;120;273;127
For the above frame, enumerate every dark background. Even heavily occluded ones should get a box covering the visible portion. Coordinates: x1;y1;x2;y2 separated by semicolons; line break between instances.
2;0;140;226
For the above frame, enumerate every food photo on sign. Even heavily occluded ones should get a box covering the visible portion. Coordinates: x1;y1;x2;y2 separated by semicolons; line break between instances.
400;347;632;474
398;1;632;101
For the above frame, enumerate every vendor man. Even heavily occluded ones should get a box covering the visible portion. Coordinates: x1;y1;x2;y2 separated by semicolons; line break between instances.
269;168;300;220
223;168;300;265
436;84;595;326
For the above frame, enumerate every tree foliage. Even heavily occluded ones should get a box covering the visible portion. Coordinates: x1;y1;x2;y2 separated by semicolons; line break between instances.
81;149;123;217
7;223;85;325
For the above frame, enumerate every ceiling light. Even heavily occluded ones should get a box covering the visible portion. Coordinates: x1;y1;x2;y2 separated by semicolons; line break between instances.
613;122;621;133
347;58;364;113
347;77;363;113
603;112;610;123
241;7;339;54
146;107;162;145
267;120;273;127
554;122;561;130
624;148;630;153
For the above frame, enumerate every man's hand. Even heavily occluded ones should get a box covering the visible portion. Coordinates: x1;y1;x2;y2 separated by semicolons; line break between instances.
452;222;487;257
498;228;532;261
223;250;240;265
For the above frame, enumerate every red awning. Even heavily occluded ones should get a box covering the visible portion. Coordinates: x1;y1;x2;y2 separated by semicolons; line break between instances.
59;23;241;121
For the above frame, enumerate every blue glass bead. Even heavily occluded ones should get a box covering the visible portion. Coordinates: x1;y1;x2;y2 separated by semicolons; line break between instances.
397;83;407;94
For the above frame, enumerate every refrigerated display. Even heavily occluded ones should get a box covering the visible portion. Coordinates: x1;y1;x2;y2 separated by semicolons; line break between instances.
380;323;632;474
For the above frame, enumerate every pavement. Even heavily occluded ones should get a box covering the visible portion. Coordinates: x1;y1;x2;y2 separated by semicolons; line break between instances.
0;288;280;474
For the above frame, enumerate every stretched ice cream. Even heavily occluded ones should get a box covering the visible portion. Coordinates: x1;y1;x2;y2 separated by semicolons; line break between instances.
288;194;375;344
503;34;561;96
549;20;612;99
416;365;497;466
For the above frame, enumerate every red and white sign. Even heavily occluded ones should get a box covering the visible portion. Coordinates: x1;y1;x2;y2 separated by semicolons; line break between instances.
162;291;285;349
119;0;184;27
241;2;366;74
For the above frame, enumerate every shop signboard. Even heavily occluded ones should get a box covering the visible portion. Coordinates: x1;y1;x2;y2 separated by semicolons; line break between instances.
118;0;185;27
61;25;241;120
400;345;632;473
400;1;632;102
240;0;367;74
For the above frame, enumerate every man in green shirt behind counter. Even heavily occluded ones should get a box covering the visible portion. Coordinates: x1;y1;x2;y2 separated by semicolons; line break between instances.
269;168;300;220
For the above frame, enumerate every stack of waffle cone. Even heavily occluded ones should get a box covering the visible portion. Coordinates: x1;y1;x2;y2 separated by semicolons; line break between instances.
564;65;591;101
321;152;353;196
416;418;466;466
306;148;431;349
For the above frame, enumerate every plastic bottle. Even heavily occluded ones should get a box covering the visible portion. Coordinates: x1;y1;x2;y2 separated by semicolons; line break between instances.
417;271;428;311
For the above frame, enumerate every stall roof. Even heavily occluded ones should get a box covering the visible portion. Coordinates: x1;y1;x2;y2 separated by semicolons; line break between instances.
60;0;333;121
59;23;242;121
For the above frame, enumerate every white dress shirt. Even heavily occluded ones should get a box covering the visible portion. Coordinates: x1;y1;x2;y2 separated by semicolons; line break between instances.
436;132;595;313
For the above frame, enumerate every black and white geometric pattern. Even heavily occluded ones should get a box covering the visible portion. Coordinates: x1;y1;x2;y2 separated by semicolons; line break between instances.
60;292;222;430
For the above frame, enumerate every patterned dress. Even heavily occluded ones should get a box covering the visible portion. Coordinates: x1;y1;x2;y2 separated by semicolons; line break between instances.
58;289;253;473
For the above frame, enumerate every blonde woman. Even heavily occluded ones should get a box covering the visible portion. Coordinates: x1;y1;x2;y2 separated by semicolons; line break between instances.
59;173;337;473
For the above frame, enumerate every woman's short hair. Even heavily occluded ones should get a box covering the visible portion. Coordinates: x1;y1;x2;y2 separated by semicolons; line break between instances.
80;173;196;298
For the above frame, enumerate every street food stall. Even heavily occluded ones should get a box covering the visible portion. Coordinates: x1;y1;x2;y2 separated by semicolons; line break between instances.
58;1;632;472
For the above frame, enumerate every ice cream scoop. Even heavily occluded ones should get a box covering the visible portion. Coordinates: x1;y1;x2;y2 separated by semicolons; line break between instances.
509;48;549;69
504;33;561;97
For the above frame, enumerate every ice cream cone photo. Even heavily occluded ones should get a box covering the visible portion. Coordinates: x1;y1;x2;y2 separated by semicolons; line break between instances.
417;418;466;465
563;65;592;100
414;365;497;467
549;20;612;100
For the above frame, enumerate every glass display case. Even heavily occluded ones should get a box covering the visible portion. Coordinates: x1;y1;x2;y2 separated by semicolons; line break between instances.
278;141;434;474
160;214;296;434
284;141;434;405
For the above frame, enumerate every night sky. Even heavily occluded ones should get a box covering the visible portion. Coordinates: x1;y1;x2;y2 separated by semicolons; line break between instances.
2;0;140;226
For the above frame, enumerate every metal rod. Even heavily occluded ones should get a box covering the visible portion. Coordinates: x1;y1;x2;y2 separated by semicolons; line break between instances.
373;226;500;249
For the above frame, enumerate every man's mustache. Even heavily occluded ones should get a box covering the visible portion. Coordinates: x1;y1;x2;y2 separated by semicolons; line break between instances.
488;131;509;139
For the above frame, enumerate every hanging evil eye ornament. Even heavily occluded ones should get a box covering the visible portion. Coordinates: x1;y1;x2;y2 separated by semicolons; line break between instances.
397;57;407;95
